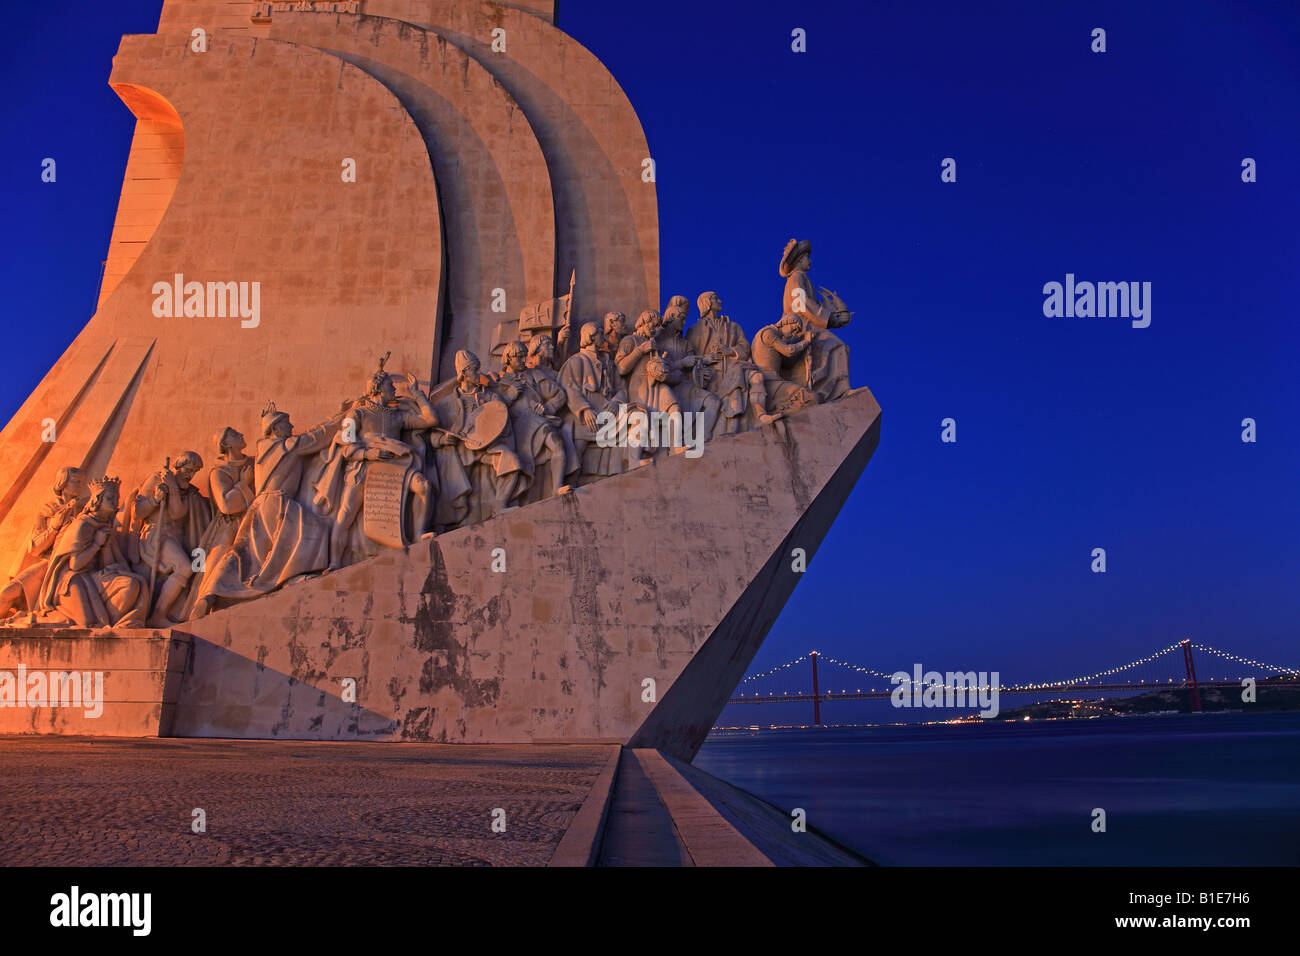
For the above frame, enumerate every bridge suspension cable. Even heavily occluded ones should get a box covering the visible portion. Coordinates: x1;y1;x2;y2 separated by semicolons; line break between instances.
738;655;808;684
1191;643;1299;678
739;641;1298;693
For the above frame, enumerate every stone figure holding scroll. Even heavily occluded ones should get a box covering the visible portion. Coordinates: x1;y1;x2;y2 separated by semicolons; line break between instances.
313;354;437;568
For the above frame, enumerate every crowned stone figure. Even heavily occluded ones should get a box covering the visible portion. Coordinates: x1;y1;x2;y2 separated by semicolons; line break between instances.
38;476;150;628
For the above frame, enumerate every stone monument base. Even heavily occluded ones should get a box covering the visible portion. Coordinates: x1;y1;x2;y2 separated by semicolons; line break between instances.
0;628;190;736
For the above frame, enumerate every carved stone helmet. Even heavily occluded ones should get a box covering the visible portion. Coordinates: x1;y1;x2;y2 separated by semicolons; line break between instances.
454;349;480;376
780;238;812;277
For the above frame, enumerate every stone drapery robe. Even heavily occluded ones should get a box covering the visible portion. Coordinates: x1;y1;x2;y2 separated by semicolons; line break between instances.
128;476;212;584
193;423;335;608
38;512;148;628
688;314;759;433
311;398;430;563
8;495;82;611
559;346;628;478
432;385;525;528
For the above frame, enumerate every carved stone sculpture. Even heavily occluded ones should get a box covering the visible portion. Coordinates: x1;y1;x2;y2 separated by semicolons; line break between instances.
688;291;778;431
525;335;581;485
38;476;149;629
191;404;339;618
189;427;254;613
127;451;211;628
0;466;88;621
0;237;855;624
601;311;629;373
494;341;575;502
660;297;721;440
614;309;666;413
312;355;437;567
780;238;852;402
560;322;630;480
751;314;821;416
432;350;528;527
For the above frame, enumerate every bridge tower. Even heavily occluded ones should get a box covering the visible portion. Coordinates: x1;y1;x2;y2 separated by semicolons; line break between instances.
811;651;822;726
1181;639;1202;712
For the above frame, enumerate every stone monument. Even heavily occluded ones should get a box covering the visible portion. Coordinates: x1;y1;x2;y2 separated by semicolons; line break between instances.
0;0;880;760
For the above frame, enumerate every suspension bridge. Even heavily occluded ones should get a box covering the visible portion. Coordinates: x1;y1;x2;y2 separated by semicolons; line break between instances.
727;639;1300;723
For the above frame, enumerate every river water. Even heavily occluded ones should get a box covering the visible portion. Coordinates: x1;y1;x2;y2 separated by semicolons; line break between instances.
692;712;1300;865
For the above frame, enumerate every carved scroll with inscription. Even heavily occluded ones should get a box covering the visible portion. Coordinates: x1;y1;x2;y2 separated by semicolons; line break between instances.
362;460;410;550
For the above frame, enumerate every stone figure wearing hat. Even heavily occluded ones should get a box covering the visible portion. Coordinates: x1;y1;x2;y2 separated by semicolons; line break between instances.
779;238;853;402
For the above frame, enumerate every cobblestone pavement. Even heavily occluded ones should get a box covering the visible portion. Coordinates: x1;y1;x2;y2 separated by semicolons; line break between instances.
0;737;611;866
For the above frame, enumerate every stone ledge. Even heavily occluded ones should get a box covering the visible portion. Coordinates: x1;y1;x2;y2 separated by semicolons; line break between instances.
0;629;190;737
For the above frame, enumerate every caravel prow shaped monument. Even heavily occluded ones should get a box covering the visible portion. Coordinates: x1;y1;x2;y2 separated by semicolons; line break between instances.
0;0;880;761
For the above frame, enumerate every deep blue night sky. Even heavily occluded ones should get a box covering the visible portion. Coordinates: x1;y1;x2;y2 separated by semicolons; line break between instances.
2;1;1296;696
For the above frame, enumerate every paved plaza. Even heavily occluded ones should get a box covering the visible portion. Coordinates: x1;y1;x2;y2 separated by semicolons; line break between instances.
0;737;610;866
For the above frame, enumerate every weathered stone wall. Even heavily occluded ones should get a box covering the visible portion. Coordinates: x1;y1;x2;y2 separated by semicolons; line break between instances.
0;628;190;736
